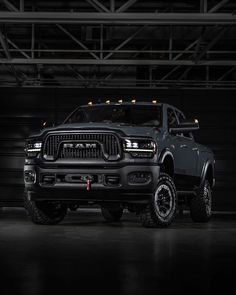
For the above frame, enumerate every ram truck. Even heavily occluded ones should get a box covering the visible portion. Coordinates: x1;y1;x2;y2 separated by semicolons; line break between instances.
24;102;214;227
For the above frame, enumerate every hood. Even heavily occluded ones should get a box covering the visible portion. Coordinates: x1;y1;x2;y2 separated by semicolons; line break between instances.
31;122;160;139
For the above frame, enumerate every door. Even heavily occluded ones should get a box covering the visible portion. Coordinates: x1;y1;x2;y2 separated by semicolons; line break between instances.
167;108;198;185
174;109;199;177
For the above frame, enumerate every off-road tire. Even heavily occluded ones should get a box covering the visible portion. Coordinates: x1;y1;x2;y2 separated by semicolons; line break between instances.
190;180;212;222
24;190;67;225
101;207;123;222
140;173;177;228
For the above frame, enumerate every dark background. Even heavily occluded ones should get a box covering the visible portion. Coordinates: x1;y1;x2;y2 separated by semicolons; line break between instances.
0;87;235;210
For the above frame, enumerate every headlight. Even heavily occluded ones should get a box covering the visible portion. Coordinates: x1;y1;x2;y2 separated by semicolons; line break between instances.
123;139;156;158
25;140;42;157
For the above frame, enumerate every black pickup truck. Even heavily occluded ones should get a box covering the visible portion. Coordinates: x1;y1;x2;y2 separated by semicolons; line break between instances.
24;102;214;227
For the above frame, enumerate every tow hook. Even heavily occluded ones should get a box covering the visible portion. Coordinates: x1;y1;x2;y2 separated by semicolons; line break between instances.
82;175;94;191
86;179;91;191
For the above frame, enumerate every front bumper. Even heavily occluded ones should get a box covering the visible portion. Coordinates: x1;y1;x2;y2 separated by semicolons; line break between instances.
24;164;160;203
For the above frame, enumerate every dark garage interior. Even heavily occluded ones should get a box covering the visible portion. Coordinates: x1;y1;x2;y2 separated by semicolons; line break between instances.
1;1;236;294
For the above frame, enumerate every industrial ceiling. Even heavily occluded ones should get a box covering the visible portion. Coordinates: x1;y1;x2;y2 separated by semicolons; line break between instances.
0;0;236;89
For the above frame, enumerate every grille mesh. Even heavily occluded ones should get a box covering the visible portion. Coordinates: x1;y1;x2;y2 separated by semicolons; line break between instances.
43;132;120;160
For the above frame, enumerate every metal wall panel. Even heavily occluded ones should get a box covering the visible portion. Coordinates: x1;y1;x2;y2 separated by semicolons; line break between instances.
0;87;235;210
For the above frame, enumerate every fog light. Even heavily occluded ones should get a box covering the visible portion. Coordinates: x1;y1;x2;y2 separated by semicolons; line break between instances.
24;170;36;183
128;172;152;184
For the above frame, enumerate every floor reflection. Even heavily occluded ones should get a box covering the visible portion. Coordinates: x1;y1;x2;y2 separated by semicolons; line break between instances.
0;208;236;295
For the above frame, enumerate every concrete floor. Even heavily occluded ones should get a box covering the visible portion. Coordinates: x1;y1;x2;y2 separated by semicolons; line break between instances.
1;208;236;295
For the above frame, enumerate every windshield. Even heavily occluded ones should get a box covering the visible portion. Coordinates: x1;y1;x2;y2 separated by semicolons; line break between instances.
66;105;162;127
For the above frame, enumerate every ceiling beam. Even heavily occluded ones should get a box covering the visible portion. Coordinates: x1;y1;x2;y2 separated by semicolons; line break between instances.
7;37;30;58
56;24;99;60
116;0;138;13
84;0;110;13
217;66;236;81
2;79;235;90
20;0;24;12
2;0;18;12
104;43;151;80
158;66;181;82
110;0;115;12
0;12;235;25
0;29;21;82
104;25;146;60
0;30;11;59
173;40;199;60
159;38;199;82
208;0;229;13
200;0;208;13
1;58;236;65
177;67;193;81
194;26;230;63
66;65;86;80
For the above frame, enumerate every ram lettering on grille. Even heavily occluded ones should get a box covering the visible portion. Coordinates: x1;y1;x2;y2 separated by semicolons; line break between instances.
43;133;120;160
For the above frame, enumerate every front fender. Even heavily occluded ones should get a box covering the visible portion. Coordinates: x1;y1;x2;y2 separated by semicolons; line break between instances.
200;159;215;188
158;148;174;164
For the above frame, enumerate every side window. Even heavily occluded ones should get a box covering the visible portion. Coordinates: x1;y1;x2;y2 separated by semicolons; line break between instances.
176;110;191;138
167;108;178;129
68;109;85;123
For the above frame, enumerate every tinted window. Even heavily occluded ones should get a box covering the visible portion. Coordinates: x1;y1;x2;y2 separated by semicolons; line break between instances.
66;105;162;127
175;110;191;138
175;111;185;122
167;108;178;128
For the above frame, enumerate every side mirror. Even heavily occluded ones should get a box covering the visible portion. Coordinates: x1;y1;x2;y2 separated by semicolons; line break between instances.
169;119;199;134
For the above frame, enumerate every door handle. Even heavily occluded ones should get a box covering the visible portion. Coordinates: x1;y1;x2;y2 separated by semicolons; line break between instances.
192;147;198;151
180;144;187;148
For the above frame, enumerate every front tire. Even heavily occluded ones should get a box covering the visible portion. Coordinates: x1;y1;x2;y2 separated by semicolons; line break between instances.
141;173;177;228
24;190;67;225
190;180;212;222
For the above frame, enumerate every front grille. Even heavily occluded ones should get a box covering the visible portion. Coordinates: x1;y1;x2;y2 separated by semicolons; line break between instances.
43;132;121;161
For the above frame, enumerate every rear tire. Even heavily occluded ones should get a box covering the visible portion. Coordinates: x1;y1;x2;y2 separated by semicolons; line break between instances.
101;206;123;222
140;173;177;228
190;180;212;222
24;190;67;225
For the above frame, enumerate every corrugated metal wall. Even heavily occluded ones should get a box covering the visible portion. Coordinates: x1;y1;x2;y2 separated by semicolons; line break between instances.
0;87;235;210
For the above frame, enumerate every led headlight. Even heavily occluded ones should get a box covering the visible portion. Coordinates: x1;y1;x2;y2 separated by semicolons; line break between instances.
25;140;42;157
123;139;156;158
